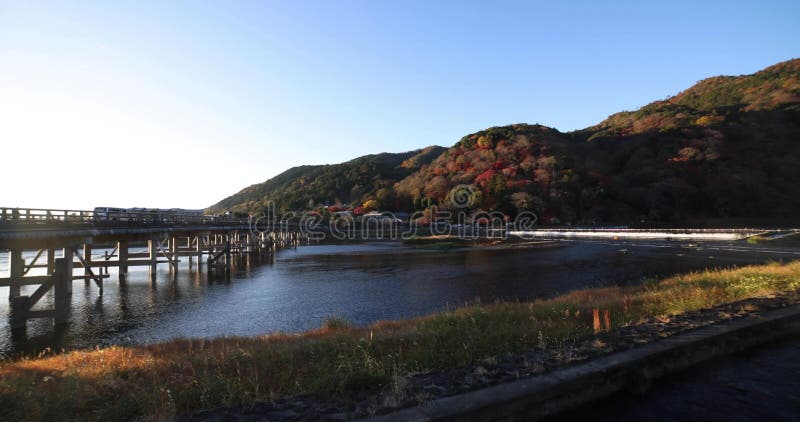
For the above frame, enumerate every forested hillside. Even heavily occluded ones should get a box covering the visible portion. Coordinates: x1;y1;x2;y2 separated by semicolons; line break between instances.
212;59;800;225
208;146;446;214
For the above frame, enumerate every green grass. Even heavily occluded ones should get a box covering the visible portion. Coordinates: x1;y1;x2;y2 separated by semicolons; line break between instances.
402;235;472;250
2;261;800;420
746;235;771;244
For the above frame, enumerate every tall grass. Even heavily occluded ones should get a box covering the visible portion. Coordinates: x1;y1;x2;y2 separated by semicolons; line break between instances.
2;260;799;420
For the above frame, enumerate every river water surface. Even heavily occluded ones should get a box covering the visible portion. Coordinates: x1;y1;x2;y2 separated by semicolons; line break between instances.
2;239;799;359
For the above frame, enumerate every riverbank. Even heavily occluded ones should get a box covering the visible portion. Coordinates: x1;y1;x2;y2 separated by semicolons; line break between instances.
2;261;800;420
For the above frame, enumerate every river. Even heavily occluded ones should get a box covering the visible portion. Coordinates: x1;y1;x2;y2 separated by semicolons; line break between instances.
1;239;799;359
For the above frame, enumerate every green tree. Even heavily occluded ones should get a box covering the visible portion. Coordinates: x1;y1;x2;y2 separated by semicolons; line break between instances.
362;199;379;211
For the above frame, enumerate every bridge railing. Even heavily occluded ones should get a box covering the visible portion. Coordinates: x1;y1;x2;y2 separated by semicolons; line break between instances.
0;207;250;226
0;208;95;223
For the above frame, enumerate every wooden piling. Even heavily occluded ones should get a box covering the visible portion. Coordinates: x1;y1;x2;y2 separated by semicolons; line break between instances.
170;236;178;271
83;244;92;284
118;240;128;278
196;236;203;269
9;295;28;330
8;249;22;299
225;241;232;273
64;248;73;294
10;251;74;329
54;256;72;325
148;238;157;282
47;248;55;274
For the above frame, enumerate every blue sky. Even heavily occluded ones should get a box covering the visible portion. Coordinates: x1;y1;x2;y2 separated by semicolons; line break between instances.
1;1;798;209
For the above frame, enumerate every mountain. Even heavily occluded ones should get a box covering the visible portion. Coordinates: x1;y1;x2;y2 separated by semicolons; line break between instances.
584;58;800;139
572;58;800;224
208;146;446;214
212;59;800;225
394;124;576;218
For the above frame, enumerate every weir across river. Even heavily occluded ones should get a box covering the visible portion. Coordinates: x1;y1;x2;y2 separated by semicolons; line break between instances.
0;207;308;332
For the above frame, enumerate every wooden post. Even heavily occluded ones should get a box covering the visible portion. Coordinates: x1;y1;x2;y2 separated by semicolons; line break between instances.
64;248;72;294
54;256;72;325
196;236;203;270
225;241;232;273
83;244;92;285
8;249;23;299
9;250;28;329
170;236;178;271
187;236;193;267
148;239;157;267
205;238;213;273
148;238;157;282
10;295;28;330
46;248;56;274
118;240;128;278
166;237;172;269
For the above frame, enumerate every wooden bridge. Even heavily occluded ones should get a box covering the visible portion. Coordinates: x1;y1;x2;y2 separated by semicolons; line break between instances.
0;207;308;331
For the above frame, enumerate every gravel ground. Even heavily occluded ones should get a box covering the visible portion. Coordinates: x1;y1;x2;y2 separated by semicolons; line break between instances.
182;292;800;421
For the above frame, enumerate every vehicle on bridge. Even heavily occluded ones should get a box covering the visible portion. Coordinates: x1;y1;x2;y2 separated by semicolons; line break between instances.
92;207;130;221
93;207;205;223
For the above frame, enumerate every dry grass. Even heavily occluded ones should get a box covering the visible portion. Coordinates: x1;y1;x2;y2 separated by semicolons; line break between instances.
2;260;800;421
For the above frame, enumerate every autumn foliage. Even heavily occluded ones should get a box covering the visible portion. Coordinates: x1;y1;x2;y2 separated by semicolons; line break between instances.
211;59;800;225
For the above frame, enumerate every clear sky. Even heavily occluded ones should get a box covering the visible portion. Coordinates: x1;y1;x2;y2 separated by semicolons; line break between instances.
1;1;798;210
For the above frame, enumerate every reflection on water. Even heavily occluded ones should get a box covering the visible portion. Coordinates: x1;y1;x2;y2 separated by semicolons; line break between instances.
1;240;798;359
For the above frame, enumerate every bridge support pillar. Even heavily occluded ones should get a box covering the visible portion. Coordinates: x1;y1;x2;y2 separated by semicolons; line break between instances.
148;238;157;282
10;252;72;331
54;255;72;325
64;248;72;294
196;236;203;270
170;237;178;272
83;244;92;285
225;241;232;271
186;236;193;267
8;249;23;300
10;295;28;330
46;248;55;274
118;240;128;279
